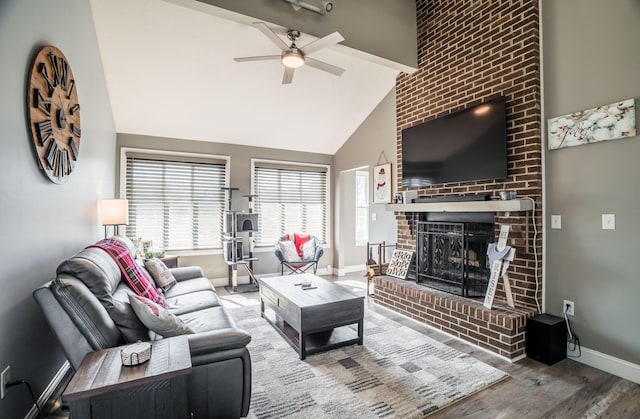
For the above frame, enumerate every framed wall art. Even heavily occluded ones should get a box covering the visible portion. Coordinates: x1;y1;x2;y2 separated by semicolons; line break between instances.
386;249;414;279
373;163;392;204
547;98;636;150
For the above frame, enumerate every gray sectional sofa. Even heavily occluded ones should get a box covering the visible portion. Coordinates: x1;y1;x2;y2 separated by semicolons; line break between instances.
33;236;251;418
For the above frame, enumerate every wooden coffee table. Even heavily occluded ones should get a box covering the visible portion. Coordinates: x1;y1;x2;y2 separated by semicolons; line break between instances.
259;274;364;360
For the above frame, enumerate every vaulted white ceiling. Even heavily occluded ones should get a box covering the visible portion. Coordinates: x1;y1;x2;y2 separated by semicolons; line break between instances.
90;0;404;154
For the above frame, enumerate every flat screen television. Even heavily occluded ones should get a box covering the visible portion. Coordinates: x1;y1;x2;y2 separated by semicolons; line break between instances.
401;97;508;187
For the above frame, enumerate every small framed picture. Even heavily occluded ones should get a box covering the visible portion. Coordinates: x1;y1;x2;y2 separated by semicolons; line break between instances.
386;249;414;279
373;163;392;204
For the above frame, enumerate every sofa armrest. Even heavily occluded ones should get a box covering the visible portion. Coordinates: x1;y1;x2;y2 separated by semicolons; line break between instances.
187;327;251;357
169;266;205;282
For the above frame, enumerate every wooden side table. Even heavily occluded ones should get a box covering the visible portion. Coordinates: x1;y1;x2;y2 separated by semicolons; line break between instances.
63;336;191;419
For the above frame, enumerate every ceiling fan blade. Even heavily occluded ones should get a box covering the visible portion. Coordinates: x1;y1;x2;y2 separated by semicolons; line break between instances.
305;57;345;77
300;31;344;55
252;22;290;51
234;55;281;62
282;67;295;84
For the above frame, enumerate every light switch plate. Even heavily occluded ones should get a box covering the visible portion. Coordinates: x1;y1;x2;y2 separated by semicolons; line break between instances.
602;214;615;230
551;215;561;229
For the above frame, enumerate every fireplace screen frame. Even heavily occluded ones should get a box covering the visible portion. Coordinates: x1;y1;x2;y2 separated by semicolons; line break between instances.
415;220;493;297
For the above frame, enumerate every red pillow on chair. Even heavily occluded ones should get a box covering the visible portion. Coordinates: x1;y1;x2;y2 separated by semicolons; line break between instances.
284;233;311;258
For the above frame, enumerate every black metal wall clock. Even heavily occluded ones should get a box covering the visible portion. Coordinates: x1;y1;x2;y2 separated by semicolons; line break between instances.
27;45;81;184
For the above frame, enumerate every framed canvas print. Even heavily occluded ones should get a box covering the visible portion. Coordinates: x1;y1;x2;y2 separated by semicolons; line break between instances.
386;249;414;279
373;163;392;204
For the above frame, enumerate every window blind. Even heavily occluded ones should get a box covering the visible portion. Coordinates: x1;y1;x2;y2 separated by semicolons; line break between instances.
253;162;328;246
125;154;226;251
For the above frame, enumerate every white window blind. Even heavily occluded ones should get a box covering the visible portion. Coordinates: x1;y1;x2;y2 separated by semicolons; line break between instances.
253;161;328;246
124;153;227;251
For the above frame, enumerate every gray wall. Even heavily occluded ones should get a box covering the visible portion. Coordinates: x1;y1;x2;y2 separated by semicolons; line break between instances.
0;0;116;417
117;134;334;281
543;0;640;364
334;88;398;269
190;0;418;70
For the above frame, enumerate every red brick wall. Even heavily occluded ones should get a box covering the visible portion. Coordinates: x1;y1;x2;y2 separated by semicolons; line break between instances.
395;0;542;310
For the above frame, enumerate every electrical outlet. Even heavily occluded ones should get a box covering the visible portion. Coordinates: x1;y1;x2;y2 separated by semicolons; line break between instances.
563;300;575;316
1;365;10;399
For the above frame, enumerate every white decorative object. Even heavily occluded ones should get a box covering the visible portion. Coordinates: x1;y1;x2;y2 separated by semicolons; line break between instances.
496;224;510;252
547;98;636;150
485;225;517;309
121;341;151;366
483;260;502;309
386;249;414;279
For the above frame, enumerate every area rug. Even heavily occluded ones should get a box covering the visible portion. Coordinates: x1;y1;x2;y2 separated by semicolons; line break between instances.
227;300;508;418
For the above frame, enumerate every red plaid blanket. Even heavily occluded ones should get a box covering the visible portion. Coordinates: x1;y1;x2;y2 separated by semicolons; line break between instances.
89;238;167;308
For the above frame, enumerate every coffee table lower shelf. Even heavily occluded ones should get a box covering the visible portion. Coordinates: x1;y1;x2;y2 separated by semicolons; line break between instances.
262;307;363;360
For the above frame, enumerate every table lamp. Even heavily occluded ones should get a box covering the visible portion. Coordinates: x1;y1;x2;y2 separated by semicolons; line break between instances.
102;199;128;238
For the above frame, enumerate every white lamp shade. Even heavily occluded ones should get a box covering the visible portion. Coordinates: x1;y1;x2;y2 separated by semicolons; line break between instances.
102;199;129;225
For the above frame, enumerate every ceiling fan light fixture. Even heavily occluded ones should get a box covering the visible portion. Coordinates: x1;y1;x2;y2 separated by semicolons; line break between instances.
281;50;305;68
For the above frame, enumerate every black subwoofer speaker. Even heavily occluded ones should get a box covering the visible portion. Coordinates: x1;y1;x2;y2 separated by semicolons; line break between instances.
526;313;567;365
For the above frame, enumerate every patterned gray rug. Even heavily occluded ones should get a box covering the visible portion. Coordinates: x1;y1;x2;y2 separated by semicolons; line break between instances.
227;300;507;418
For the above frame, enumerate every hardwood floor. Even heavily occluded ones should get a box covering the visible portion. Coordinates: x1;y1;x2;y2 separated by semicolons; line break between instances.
221;272;640;418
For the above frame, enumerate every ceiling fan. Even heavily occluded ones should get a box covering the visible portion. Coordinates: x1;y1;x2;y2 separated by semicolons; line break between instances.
234;22;345;84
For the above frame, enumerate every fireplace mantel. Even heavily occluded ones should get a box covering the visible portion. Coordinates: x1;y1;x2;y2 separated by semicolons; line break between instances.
385;199;534;213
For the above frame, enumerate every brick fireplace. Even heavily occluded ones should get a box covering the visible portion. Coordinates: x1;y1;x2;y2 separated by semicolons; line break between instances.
415;213;494;298
374;0;543;360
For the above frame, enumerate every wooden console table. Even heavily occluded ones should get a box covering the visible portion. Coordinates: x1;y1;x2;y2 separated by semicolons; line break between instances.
63;336;191;419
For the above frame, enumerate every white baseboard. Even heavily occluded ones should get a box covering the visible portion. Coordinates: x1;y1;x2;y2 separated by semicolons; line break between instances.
568;345;640;384
25;361;70;419
336;264;366;277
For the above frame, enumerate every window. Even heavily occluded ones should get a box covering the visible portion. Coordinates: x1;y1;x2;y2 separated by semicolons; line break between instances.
122;149;228;251
355;170;369;244
252;159;329;246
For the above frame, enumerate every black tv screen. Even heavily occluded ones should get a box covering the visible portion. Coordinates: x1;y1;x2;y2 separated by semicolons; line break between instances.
401;97;508;187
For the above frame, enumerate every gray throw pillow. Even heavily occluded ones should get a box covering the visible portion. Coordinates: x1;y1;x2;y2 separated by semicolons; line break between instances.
144;258;177;291
129;294;193;338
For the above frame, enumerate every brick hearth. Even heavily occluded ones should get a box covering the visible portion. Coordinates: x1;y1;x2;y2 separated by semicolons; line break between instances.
374;276;537;360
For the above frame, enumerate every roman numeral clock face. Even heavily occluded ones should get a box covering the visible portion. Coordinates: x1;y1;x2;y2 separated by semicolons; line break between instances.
27;46;81;184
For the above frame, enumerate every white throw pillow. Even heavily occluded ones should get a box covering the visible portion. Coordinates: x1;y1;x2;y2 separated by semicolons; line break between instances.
301;240;316;260
279;240;301;262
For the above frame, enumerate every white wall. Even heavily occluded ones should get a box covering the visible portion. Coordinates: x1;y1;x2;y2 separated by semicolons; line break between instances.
0;0;116;417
